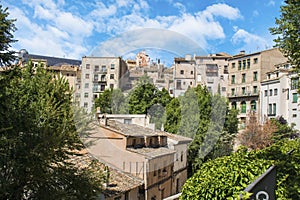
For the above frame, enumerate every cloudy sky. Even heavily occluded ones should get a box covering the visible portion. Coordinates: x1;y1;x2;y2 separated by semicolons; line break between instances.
4;0;283;65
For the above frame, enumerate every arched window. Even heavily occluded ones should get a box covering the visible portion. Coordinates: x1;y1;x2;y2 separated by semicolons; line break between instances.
251;100;256;111
241;101;246;113
231;102;237;109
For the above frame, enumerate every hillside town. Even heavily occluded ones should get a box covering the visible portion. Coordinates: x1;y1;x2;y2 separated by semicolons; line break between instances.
1;1;300;199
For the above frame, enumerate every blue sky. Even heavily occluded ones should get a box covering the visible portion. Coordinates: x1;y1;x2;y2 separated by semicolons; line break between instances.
4;0;284;66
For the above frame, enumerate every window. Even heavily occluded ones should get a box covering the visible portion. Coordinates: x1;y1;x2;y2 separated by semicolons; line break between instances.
94;74;98;81
251;100;256;111
85;73;89;79
86;64;90;69
110;84;114;89
181;151;183;162
222;87;226;92
268;104;272;115
238;61;242;70
231;75;235;84
190;81;193;85
253;58;258;64
253;86;258;94
94;65;99;72
84;92;88;98
241;101;246;113
84;83;89;88
110;74;114;79
269;89;273;96
292;93;298;103
232;62;236;68
242;74;246;83
176;80;182;89
231;102;237;109
253;71;258;81
154;164;157;176
242;60;246;69
291;78;299;90
231;88;235;96
100;85;105;91
273;103;276;115
84;102;88;108
265;90;268;96
180;70;184;75
110;64;115;70
242;87;246;95
247;59;250;68
191;71;193;75
101;65;106;72
274;88;278;96
224;65;228;74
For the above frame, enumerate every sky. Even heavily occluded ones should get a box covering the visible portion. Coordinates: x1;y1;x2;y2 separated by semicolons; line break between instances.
4;0;284;66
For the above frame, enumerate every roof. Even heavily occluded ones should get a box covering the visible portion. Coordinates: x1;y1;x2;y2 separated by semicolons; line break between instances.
23;54;81;66
106;120;158;137
70;151;144;198
128;147;175;159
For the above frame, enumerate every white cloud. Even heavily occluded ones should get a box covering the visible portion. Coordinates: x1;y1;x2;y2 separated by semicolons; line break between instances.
202;3;242;20
267;0;275;6
231;29;273;52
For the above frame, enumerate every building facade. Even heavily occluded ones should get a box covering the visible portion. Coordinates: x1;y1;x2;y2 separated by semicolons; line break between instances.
80;57;128;112
227;48;288;128
260;62;300;130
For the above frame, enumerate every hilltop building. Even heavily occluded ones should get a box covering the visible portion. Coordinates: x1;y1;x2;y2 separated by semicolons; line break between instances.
227;48;288;128
80;56;128;113
260;62;300;130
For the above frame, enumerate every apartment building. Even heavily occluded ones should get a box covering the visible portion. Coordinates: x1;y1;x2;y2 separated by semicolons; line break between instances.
85;114;192;200
227;48;287;127
80;57;128;113
260;62;300;130
195;52;231;96
173;55;196;97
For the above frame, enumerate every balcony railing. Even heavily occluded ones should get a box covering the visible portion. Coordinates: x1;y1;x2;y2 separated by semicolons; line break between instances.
228;91;259;97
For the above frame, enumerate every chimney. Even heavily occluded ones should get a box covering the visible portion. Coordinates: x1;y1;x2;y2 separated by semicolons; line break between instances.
240;50;245;55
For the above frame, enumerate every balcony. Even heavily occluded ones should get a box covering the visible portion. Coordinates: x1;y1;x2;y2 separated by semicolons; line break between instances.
228;91;259;98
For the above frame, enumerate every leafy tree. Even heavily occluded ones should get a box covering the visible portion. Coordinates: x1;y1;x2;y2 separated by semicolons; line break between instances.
224;108;239;134
181;139;300;199
270;0;300;92
0;62;102;199
271;116;299;140
164;98;181;134
94;88;125;114
0;4;17;66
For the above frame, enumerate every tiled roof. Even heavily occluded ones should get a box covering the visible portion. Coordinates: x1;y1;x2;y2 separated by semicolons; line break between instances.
70;151;144;198
127;147;175;159
106;120;158;137
23;54;81;66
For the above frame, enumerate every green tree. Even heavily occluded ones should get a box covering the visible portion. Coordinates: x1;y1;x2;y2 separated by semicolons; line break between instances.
0;62;102;199
164;98;181;134
181;139;300;199
94;88;125;114
0;4;17;66
270;0;300;76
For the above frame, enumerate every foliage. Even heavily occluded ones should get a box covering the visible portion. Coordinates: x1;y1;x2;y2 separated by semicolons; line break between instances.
180;147;272;200
0;62;102;199
181;139;300;200
224;108;239;134
270;0;300;75
271;116;299;140
238;112;277;150
164;98;181;134
0;4;17;66
94;88;125;114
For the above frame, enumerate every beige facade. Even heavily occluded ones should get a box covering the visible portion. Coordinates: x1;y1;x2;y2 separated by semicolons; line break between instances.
227;48;287;127
85;114;191;200
80;57;128;112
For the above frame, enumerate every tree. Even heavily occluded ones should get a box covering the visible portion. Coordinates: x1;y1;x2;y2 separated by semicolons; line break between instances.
94;88;125;114
0;4;17;66
0;62;102;199
238;112;277;150
270;0;300;76
181;139;300;199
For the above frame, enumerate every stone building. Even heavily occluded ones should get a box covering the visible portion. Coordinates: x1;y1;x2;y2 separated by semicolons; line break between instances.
80;56;128;113
84;114;192;200
227;48;287;128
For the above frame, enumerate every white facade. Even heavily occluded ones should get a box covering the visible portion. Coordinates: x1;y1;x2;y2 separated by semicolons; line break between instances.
260;63;300;130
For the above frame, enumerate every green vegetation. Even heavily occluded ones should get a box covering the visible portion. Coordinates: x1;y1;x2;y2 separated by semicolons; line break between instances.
270;0;300;73
181;139;300;200
0;62;103;199
0;4;17;66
